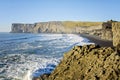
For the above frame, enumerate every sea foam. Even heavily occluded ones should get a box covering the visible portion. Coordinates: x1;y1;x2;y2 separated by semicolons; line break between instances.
0;34;94;80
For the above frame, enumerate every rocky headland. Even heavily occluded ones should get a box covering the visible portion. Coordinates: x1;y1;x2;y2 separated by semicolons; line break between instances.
46;45;120;80
10;20;120;80
32;21;120;80
34;45;120;80
11;21;102;34
11;20;117;41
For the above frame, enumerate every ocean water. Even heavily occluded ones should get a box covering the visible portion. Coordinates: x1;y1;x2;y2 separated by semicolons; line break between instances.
0;33;94;80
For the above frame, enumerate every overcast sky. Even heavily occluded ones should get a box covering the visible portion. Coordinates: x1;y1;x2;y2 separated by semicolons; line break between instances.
0;0;120;32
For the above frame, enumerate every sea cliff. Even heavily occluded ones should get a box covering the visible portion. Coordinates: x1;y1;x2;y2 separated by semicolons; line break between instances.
11;20;116;41
34;44;120;80
48;45;120;80
11;21;102;33
33;21;120;80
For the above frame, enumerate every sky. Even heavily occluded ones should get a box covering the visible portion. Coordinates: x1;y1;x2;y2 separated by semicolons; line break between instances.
0;0;120;32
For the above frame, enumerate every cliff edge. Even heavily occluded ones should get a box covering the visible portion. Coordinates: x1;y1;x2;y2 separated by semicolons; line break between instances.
34;44;120;80
33;21;120;80
11;20;116;41
11;21;102;33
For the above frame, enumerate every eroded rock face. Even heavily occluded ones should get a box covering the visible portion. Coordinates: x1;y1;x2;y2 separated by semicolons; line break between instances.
101;29;113;40
112;22;120;47
100;20;114;41
11;21;102;33
33;21;66;33
11;23;34;33
44;44;120;80
11;21;114;41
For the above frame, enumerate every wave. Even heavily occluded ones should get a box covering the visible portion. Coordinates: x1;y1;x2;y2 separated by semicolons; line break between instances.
0;54;60;80
0;33;94;80
0;36;39;42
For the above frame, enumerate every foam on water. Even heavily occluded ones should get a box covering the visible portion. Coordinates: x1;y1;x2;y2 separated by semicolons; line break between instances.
23;70;31;80
0;33;94;80
0;54;60;80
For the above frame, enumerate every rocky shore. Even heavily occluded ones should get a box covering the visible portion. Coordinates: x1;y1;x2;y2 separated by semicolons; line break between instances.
33;21;120;80
33;44;120;80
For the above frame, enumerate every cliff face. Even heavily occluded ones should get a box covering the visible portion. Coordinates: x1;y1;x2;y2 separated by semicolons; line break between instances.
112;22;120;47
101;30;113;41
33;21;66;33
100;20;114;41
11;21;117;41
11;21;102;33
35;45;120;80
11;23;34;33
32;21;120;80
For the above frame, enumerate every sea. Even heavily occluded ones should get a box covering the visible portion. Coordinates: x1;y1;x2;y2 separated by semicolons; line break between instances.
0;33;94;80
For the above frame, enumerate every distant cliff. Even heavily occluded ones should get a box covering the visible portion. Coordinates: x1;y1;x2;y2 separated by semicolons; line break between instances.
11;21;117;41
11;21;102;33
11;23;34;33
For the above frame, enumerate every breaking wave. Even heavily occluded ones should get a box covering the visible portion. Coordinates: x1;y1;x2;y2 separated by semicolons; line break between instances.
0;33;94;80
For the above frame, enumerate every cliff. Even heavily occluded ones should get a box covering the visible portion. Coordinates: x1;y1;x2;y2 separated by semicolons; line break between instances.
11;21;116;41
112;22;120;47
11;23;34;33
11;21;102;33
33;20;120;80
35;45;120;80
49;45;120;80
33;21;66;33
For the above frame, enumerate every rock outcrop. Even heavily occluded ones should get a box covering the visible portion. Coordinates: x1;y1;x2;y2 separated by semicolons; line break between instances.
88;20;118;41
112;22;120;47
100;20;116;41
101;29;113;41
35;44;120;80
32;20;120;80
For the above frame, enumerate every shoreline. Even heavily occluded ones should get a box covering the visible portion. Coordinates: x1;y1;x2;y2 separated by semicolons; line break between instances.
33;34;114;80
80;34;113;47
